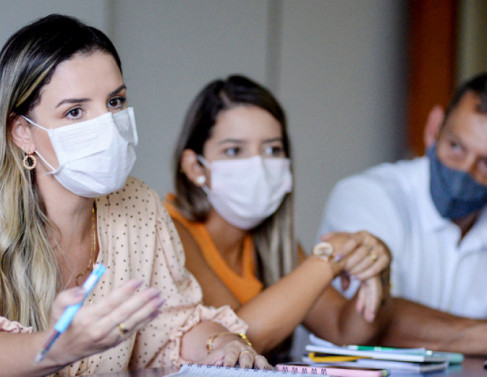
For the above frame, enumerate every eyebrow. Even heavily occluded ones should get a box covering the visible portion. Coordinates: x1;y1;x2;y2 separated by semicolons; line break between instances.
217;139;245;145
55;84;127;108
217;137;283;145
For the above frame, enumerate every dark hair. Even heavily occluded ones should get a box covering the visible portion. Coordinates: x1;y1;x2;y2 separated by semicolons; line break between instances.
172;75;296;287
173;74;290;221
0;13;121;117
444;72;487;124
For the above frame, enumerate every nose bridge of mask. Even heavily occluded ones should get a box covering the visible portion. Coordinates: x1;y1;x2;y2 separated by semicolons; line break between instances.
113;107;138;145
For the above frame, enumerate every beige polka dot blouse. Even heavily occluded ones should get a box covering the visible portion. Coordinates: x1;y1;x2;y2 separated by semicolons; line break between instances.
0;177;247;376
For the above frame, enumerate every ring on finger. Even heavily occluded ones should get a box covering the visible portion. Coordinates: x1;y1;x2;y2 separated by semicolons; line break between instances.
116;322;130;336
240;350;253;357
369;252;377;261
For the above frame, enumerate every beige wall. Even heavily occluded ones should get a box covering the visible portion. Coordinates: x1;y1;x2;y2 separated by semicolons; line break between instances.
0;0;408;252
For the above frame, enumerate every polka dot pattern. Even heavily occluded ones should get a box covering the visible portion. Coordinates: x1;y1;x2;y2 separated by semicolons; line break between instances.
36;177;246;376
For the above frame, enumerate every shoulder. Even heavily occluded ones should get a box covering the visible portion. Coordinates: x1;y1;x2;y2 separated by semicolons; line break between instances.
96;176;170;232
332;156;427;202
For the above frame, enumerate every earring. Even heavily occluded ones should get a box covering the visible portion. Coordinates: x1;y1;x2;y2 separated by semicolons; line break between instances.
23;153;37;170
195;175;206;185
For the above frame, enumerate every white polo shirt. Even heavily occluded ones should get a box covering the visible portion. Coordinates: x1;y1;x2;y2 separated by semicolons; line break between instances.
318;156;487;318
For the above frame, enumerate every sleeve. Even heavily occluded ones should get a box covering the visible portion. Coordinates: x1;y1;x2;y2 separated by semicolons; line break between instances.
0;316;32;334
128;186;247;369
317;173;406;297
167;304;248;365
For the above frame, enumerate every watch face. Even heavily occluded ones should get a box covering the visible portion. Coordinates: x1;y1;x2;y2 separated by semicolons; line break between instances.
313;242;333;256
312;242;334;262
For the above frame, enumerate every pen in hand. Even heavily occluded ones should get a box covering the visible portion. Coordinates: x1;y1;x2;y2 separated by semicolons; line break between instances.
34;263;107;365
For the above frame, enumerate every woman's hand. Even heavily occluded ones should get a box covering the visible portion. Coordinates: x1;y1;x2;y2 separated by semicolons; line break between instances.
46;279;165;366
317;231;391;322
199;333;271;369
321;231;391;281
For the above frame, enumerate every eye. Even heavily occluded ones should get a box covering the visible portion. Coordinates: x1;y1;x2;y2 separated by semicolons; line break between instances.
65;107;83;120
108;96;126;110
263;145;284;157
223;146;240;157
448;140;463;152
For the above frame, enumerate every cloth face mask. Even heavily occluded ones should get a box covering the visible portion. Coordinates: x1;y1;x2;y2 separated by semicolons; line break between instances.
22;107;138;198
199;155;293;229
428;145;487;219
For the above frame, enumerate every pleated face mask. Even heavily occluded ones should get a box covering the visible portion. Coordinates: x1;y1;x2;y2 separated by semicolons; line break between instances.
428;145;487;219
22;107;138;198
199;155;293;229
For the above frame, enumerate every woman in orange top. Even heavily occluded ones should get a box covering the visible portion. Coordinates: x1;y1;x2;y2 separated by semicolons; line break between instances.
165;75;392;361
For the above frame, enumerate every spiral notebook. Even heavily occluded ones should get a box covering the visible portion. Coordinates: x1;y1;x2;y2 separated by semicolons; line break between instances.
168;364;316;377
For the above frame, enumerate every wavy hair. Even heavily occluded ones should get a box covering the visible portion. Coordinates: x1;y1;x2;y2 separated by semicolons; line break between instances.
173;75;296;286
0;14;121;331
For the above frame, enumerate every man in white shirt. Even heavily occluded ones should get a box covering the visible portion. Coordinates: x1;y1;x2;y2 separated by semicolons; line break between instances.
318;73;487;354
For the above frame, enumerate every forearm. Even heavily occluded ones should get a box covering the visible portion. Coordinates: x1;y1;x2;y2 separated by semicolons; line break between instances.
304;286;392;346
0;332;67;377
237;257;334;353
379;298;487;355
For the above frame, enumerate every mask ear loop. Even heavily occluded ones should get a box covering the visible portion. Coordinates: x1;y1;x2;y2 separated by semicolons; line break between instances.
21;115;59;175
196;155;210;194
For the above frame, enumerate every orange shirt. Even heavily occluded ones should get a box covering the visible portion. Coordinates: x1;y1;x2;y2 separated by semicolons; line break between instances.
164;194;263;304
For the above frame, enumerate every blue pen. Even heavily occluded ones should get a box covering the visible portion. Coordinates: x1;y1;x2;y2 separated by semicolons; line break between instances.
34;264;107;364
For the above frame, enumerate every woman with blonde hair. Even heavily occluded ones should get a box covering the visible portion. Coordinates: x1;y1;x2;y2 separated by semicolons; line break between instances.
165;75;392;362
0;15;266;376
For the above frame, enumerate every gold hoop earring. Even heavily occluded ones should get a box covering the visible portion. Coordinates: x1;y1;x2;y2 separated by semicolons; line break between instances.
23;153;37;170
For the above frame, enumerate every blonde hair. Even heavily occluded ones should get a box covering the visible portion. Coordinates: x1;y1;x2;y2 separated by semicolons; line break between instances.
0;14;122;330
173;75;296;286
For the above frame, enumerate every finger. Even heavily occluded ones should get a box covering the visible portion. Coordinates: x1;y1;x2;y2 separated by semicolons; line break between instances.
254;355;272;370
51;287;86;321
222;344;241;367
343;244;370;273
362;278;382;322
85;279;145;319
199;349;225;366
113;303;163;342
97;288;165;335
331;237;359;261
238;350;255;369
355;284;366;315
354;256;389;280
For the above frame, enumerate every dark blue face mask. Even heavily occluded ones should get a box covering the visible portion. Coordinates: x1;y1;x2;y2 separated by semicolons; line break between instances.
428;145;487;220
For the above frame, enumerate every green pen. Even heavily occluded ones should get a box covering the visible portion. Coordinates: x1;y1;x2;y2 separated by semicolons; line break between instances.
347;345;432;354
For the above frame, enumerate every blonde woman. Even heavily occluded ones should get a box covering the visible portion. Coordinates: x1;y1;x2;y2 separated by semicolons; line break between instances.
0;15;267;377
165;75;392;362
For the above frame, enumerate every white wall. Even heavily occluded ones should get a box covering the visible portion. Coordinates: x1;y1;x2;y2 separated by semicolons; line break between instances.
0;0;407;252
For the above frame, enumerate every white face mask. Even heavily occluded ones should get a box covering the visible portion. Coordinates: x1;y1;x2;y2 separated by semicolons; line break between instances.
22;107;138;198
199;155;293;229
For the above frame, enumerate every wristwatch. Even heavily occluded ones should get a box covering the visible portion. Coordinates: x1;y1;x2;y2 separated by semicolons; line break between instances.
312;241;334;263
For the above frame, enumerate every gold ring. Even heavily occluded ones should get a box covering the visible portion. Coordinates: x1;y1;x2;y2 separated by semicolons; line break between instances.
369;253;377;261
240;350;252;358
116;322;129;335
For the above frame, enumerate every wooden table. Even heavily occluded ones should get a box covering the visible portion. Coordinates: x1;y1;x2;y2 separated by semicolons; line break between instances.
88;358;487;377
